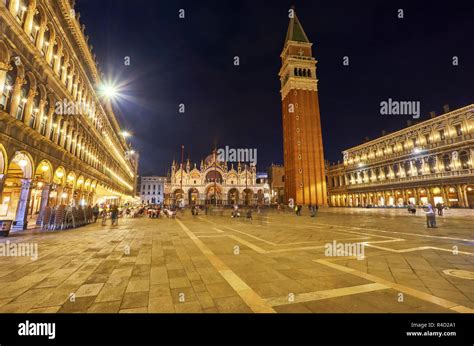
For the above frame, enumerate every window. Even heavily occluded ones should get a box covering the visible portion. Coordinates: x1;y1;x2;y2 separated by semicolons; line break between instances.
412;138;417;147
0;73;13;110
42;29;50;56
424;134;430;145
29;94;40;128
439;129;445;141
16;1;27;24
428;157;437;174
455;124;462;137
16;86;28;121
459;151;469;169
442;154;451;172
282;175;285;182
400;141;405;150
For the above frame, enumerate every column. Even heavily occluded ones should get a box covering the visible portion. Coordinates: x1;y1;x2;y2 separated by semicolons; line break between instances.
0;61;11;99
9;76;24;118
56;185;63;206
36;183;51;225
456;185;466;208
441;186;449;206
0;174;4;204
12;179;32;231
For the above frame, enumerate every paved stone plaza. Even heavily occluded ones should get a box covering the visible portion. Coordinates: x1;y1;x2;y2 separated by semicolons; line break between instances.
0;208;473;313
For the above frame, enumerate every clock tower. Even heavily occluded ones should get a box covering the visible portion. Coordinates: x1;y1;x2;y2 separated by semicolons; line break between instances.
279;10;327;206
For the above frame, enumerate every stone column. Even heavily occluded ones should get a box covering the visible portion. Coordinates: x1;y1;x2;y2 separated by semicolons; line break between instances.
55;185;63;206
9;76;25;118
0;174;4;204
0;62;12;101
23;88;36;127
456;185;466;208
12;179;32;231
23;2;36;36
35;24;47;52
36;183;51;225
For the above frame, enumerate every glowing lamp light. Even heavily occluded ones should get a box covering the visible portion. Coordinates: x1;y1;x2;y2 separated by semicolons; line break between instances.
61;192;68;199
56;171;64;178
18;159;28;167
41;164;49;172
121;131;131;138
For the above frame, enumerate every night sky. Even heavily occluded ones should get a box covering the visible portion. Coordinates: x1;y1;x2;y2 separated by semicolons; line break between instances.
76;0;474;176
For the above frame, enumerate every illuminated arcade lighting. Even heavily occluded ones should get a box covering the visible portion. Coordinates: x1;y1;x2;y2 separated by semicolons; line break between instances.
18;159;28;167
121;131;131;138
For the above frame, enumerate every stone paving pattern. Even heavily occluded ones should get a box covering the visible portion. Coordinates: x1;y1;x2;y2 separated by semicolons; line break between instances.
0;208;472;313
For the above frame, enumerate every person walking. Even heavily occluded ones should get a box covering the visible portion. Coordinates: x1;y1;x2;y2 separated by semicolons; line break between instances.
92;204;100;223
436;202;444;216
111;204;119;226
246;208;253;220
101;206;108;226
424;203;436;228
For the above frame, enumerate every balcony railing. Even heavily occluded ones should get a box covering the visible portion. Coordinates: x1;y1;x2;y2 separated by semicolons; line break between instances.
346;168;474;189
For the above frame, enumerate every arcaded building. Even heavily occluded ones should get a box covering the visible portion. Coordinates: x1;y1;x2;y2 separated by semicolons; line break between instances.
164;153;266;206
0;0;138;230
327;104;474;208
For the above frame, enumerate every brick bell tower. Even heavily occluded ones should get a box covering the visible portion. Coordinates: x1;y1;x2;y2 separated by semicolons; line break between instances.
279;10;327;206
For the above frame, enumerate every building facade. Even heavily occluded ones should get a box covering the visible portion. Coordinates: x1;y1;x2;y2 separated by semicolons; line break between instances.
164;152;266;206
279;10;327;206
0;0;138;230
268;164;285;204
327;104;474;208
140;176;165;205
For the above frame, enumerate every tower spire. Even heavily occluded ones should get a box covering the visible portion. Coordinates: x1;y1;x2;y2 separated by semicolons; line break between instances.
285;8;310;43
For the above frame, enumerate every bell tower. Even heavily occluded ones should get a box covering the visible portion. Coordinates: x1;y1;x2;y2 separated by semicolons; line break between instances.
279;10;327;206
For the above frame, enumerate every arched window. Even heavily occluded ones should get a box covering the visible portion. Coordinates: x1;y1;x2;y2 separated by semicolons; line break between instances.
459;151;469;169
404;161;411;176
294;67;297;76
16;80;29;121
0;72;14;111
415;159;423;175
42;28;50;56
30;10;40;43
16;0;28;24
29;92;40;128
442;154;451;172
392;164;399;176
57;118;64;145
39;100;48;136
428;156;437;174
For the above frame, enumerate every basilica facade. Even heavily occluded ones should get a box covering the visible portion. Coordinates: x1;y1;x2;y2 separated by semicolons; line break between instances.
164;153;267;206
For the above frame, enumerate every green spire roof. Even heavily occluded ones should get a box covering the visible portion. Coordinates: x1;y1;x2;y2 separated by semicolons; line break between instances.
285;11;310;43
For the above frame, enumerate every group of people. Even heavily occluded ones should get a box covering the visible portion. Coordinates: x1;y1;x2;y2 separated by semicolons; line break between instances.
293;204;319;217
91;204;120;226
230;205;253;220
408;202;447;229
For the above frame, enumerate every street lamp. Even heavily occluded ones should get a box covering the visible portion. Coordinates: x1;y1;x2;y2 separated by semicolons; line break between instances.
121;131;131;139
99;83;119;99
